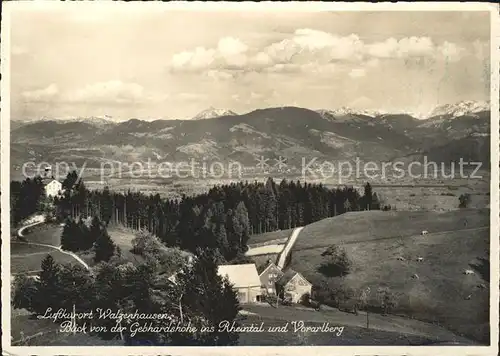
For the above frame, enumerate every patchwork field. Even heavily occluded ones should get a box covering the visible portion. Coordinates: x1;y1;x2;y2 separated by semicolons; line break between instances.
373;186;490;211
287;208;490;343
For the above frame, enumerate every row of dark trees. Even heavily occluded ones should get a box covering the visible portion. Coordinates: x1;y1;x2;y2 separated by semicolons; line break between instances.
10;177;46;226
53;172;379;260
13;248;240;346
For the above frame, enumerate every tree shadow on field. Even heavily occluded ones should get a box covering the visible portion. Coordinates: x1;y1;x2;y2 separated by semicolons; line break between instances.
469;257;490;283
317;262;347;278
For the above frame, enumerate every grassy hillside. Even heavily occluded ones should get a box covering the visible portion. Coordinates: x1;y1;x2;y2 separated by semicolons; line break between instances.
11;243;77;274
292;209;488;251
288;209;490;343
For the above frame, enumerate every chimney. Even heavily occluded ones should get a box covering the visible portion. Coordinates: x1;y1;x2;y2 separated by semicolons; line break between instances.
44;166;52;178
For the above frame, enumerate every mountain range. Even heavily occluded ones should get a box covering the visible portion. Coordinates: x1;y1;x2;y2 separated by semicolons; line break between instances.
10;101;491;172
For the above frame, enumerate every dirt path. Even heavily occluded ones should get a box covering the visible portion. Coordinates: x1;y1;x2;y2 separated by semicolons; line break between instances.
17;217;46;239
277;227;304;269
16;222;90;270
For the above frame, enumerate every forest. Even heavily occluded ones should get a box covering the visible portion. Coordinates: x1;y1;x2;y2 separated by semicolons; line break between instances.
11;172;380;261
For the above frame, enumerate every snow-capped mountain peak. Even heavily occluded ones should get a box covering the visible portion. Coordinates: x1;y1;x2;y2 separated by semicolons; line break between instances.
317;107;385;119
192;107;237;120
428;100;490;119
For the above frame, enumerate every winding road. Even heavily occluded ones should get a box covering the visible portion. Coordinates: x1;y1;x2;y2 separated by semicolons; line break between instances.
15;218;90;270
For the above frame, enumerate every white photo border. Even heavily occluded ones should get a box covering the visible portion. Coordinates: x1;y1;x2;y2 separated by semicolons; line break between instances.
1;1;499;356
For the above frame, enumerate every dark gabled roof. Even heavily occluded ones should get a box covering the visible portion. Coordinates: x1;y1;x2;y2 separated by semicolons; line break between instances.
257;263;269;274
257;261;279;275
276;269;298;286
41;177;61;185
276;269;312;287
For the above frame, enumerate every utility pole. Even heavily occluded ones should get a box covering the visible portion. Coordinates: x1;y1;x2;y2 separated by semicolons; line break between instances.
360;287;371;329
73;302;76;335
72;280;77;336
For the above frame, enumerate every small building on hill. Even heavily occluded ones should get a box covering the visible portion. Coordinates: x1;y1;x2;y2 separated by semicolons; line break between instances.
258;261;284;296
276;269;312;304
218;264;262;304
42;178;63;197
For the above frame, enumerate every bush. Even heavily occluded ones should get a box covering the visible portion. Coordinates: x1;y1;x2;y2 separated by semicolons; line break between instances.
459;193;471;208
318;245;352;277
313;282;356;309
12;274;39;310
131;230;163;255
262;294;278;305
376;287;398;315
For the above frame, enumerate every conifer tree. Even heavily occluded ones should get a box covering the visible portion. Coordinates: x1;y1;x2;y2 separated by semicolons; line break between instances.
34;255;61;314
171;248;240;346
363;182;373;210
89;215;103;247
94;227;116;263
61;218;78;251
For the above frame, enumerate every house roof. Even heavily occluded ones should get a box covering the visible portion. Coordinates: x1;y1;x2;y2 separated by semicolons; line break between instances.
258;261;279;275
217;264;261;288
276;269;311;287
42;178;61;185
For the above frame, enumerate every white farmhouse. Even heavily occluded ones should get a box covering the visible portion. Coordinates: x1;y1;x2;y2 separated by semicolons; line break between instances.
43;178;63;197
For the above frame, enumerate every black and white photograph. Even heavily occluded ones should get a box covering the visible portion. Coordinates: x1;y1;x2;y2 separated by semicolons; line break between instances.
1;2;498;355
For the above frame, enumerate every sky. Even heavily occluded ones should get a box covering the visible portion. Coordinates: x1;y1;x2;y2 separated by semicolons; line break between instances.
10;8;491;121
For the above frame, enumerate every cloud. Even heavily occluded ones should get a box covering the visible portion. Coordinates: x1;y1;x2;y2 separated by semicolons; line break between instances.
170;36;250;72
367;36;435;58
437;41;465;63
65;81;146;103
349;68;366;78
21;81;161;104
169;29;466;79
206;70;235;81
171;47;217;71
217;37;248;56
22;84;59;102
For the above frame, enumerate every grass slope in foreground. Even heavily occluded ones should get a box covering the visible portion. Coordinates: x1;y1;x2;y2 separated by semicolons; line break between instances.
288;208;490;344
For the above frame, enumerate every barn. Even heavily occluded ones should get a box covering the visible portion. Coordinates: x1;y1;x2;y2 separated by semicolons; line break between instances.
218;264;262;304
